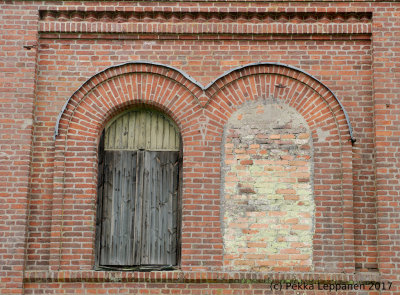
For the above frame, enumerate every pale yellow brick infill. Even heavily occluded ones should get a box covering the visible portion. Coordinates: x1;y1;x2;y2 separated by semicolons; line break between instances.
222;100;314;272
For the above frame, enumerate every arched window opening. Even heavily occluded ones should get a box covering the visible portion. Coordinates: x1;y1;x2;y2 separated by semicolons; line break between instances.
95;108;181;270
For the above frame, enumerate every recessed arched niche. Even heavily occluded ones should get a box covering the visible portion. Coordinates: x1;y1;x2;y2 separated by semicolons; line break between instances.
221;99;314;272
95;108;181;269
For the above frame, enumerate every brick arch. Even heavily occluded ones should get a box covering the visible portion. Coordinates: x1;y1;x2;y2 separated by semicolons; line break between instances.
55;62;354;143
55;62;206;139
50;64;203;270
205;64;351;143
204;67;354;273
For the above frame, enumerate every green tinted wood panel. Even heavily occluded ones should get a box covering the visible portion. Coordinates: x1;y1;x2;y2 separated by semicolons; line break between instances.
105;109;180;151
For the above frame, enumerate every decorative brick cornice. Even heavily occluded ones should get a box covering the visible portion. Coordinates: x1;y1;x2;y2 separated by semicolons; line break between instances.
38;10;371;36
39;21;371;36
40;10;371;24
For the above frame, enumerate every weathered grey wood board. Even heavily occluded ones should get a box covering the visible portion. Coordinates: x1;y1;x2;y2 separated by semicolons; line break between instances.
98;150;179;266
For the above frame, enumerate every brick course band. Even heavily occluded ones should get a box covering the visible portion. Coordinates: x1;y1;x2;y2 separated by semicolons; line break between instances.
24;270;379;284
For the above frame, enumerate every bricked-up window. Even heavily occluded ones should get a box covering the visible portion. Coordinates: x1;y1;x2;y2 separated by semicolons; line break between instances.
222;100;314;272
95;108;181;270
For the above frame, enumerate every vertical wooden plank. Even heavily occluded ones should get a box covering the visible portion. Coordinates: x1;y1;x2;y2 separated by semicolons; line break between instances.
140;151;151;264
134;150;144;264
118;151;128;264
145;111;152;149
134;111;140;150
95;131;105;266
147;151;153;264
155;115;162;150
101;151;109;265
152;151;160;264
100;151;114;265
138;111;146;149
128;111;136;150
110;151;121;265
160;154;169;264
166;152;172;265
156;152;163;263
149;152;157;264
109;122;115;150
105;126;110;150
147;151;154;264
149;113;158;151
127;151;137;265
175;131;180;151
106;121;117;150
162;119;170;150
169;124;176;151
121;113;129;149
118;151;125;264
114;116;123;149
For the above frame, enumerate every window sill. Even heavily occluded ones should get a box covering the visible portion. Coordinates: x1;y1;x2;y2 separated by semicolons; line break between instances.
94;265;178;272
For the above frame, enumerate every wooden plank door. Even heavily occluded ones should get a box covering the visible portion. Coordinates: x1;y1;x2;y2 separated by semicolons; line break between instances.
97;149;179;267
140;151;179;266
99;150;138;266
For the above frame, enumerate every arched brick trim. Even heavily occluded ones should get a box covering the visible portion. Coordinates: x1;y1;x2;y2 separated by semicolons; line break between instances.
50;66;203;270
51;62;354;273
55;62;354;143
205;63;352;141
205;68;354;273
55;62;206;138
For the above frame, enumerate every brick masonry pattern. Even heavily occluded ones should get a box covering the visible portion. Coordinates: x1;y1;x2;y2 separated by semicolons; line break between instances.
222;101;314;272
0;1;399;294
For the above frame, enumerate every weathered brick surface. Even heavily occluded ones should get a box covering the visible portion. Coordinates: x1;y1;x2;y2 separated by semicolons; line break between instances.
222;100;314;272
0;2;38;294
0;1;398;294
371;5;400;295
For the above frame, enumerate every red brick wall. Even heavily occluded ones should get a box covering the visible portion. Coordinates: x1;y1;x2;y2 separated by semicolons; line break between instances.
32;37;370;272
372;4;400;294
0;1;399;294
44;62;352;274
0;2;38;294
